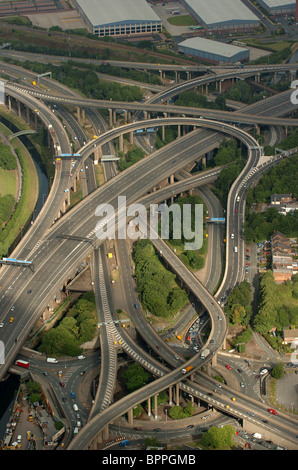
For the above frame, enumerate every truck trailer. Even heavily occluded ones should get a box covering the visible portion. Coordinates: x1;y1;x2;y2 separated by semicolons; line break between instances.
181;365;193;374
200;349;210;359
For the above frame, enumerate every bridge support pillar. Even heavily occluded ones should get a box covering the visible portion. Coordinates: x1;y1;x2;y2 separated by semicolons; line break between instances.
17;100;21;117
147;396;151;416
103;424;109;441
162;125;165;142
175;383;180;405
108;108;113;127
7;95;11;111
129;130;134;144
94;145;102;165
211;352;217;367
175;71;180;82
177;124;181;138
127;408;133;425
168;386;173;405
119;133;124;152
254;124;260;136
154;394;158;419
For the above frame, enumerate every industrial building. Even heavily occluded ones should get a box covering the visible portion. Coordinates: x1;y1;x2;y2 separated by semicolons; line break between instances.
178;37;249;64
180;0;260;32
256;0;296;16
72;0;162;37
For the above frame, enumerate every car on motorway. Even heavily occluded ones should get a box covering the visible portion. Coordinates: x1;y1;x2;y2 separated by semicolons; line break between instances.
153;428;161;432
9;317;14;322
60;382;66;387
225;364;232;370
247;412;255;416
11;306;15;311
134;303;139;309
240;382;245;388
0;322;4;328
268;408;278;415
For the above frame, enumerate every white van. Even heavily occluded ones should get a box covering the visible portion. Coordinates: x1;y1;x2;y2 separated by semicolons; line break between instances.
47;357;58;363
234;247;238;253
73;404;79;411
17;435;22;443
77;355;85;360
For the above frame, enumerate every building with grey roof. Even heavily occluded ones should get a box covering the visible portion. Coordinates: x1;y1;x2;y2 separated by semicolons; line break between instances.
72;0;162;37
178;37;249;64
256;0;296;16
181;0;259;32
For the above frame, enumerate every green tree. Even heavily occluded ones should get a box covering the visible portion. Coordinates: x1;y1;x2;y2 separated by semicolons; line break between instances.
271;362;285;379
124;363;151;392
200;425;235;449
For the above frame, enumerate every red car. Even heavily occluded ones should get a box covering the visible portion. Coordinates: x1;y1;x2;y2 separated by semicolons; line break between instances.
268;408;277;415
225;364;232;370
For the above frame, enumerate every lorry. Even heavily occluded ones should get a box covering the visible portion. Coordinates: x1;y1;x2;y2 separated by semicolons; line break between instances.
119;439;129;447
181;365;194;374
15;360;29;368
200;349;210;360
47;358;58;363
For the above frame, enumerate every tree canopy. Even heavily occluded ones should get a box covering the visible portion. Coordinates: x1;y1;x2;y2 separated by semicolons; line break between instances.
132;239;188;318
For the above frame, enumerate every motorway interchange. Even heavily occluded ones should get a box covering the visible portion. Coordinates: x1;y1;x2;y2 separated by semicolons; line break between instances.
0;56;297;449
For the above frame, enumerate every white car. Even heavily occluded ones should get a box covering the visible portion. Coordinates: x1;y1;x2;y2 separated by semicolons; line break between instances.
0;322;4;327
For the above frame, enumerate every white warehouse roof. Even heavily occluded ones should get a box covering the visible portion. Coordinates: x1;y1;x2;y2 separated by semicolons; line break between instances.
178;37;249;58
75;0;161;27
183;0;259;25
258;0;295;7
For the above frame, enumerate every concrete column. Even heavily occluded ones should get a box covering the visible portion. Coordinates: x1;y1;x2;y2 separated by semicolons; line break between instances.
76;106;80;122
119;133;124;152
94;146;101;165
168;386;173;405
147;396;151;417
112;110;116;125
128;408;133;425
175;383;179;405
7;95;11;111
129;131;134;144
154;394;158;419
162;125;165;141
211;352;217;367
109;108;113;127
103;424;109;440
17;100;21;117
255;124;260;136
177;124;181;138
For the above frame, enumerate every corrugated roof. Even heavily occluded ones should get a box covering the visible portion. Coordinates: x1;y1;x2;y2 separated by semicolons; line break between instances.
75;0;161;27
184;0;259;25
178;37;249;58
259;0;295;7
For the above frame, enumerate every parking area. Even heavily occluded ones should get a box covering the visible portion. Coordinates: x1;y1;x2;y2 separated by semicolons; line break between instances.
151;1;193;36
